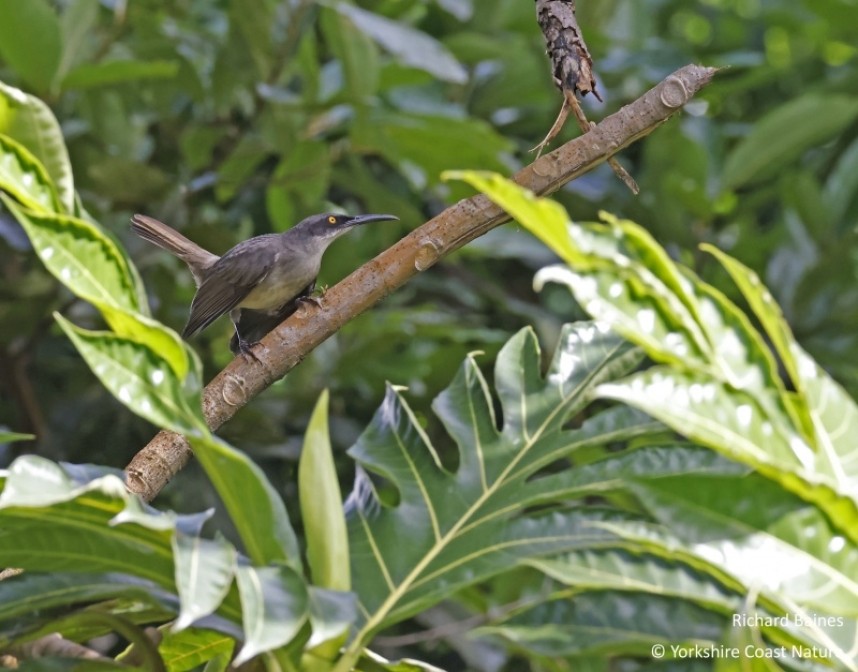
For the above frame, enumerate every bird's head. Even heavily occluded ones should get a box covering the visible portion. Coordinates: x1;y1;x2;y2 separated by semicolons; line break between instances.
297;212;399;244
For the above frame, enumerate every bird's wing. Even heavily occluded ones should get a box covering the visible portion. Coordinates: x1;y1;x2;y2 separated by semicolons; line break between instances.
182;247;272;338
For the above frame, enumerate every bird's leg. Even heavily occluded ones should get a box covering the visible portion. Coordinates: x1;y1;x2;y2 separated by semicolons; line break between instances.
295;280;323;309
230;310;262;362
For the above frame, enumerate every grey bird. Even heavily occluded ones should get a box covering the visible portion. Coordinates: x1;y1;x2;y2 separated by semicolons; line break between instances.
130;212;398;356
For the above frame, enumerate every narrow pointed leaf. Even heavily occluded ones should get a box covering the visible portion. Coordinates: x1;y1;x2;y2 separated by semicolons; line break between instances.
0;430;34;443
300;390;350;591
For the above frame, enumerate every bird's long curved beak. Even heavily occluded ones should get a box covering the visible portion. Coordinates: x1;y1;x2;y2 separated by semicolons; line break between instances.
347;213;399;227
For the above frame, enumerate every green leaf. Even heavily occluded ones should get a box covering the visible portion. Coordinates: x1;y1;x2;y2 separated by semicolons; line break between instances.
307;588;357;650
215;134;269;202
633;475;858;617
598;368;858;546
0;430;34;443
591;486;858;669
266;141;332;231
718;618;788;672
55;315;204;437
343;323;655;657
299;390;350;591
444;170;575;262
56;0;99;83
358;117;512;189
456;173;858;545
0;456;176;585
528;549;741;612
0;0;61;93
702;246;807;409
722;94;858;189
234;565;309;665
321;7;380;102
3;196;142;314
335;4;466;84
0;572;175;626
62;59;180;90
0;80;74;210
173;534;237;630
54;299;298;570
479;591;727;658
0;456;248;645
524;444;749;506
825;137;858;226
157;628;235;672
229;0;275;78
189;433;302;569
0;133;61;212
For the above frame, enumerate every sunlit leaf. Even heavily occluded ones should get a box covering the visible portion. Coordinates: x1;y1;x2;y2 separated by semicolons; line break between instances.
0;80;74;210
0;430;34;443
454;172;858;546
0;133;61;212
444;170;574;261
157;628;235;672
55;315;204;436
3;196;141;314
631;474;858;617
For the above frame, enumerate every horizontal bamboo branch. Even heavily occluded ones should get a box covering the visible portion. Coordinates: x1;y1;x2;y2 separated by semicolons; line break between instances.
125;64;718;501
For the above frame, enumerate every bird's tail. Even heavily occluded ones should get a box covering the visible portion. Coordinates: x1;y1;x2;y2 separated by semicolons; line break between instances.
130;214;218;286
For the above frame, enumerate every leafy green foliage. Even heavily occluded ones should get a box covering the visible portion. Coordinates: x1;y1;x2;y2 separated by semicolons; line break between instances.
1;1;858;670
341;323;659;655
451;172;858;671
0;456;317;667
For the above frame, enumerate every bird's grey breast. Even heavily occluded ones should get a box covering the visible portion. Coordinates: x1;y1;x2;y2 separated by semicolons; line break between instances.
240;238;320;311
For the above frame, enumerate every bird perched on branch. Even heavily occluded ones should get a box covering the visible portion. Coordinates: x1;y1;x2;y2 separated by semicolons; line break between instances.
130;212;398;357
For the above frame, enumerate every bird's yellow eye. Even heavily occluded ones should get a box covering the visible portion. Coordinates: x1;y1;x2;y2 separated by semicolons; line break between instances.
327;215;337;225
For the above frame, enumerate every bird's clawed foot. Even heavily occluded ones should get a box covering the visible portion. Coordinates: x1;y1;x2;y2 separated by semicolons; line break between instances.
297;294;323;309
236;337;263;363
